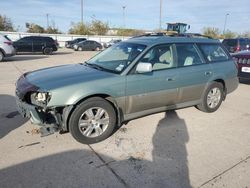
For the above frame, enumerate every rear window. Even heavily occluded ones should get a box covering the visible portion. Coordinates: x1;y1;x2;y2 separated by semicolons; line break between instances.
199;44;229;62
44;37;54;42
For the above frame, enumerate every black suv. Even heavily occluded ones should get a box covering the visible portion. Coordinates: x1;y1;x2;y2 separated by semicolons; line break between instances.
13;36;58;55
222;38;250;53
65;38;87;48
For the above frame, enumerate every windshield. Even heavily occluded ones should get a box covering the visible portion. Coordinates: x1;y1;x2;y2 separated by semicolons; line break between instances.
87;42;146;73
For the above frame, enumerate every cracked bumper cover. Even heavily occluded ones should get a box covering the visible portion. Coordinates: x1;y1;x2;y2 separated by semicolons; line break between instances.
16;97;45;125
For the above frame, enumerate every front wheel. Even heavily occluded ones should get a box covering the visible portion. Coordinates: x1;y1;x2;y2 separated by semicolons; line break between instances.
69;97;116;144
196;82;224;113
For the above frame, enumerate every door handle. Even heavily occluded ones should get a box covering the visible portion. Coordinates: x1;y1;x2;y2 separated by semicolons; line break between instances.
166;77;175;81
205;71;212;76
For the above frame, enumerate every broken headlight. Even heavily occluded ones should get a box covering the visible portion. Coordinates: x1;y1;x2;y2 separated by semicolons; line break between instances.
30;92;51;106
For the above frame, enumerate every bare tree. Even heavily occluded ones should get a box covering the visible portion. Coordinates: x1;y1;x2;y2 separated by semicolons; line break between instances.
26;23;45;33
0;15;15;31
202;27;221;39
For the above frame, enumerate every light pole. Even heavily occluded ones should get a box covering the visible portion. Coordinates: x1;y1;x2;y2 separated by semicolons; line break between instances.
81;0;83;24
159;0;163;31
46;13;49;28
122;6;126;29
223;13;229;35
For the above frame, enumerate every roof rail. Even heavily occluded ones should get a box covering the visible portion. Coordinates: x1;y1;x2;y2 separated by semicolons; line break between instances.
133;32;213;39
169;33;213;39
132;33;166;38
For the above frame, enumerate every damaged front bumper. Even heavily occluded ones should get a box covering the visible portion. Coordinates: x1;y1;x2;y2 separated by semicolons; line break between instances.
16;97;44;125
15;74;72;136
16;97;66;136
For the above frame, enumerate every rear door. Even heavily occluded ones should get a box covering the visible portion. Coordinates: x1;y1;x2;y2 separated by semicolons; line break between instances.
198;43;234;84
32;37;43;52
175;43;212;103
125;44;179;114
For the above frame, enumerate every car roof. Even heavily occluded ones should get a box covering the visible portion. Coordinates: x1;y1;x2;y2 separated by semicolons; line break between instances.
126;36;220;46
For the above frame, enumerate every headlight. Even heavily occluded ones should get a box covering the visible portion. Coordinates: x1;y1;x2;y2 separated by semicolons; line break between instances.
36;93;47;102
30;92;51;106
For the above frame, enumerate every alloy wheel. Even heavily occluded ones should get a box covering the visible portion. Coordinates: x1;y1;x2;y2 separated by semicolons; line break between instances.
78;107;109;138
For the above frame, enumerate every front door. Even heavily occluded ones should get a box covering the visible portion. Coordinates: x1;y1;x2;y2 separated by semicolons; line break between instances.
125;44;179;114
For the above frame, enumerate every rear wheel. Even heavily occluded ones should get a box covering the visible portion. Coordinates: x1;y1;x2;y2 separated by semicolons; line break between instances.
196;82;224;113
0;51;4;62
69;97;116;144
78;46;83;51
43;47;53;55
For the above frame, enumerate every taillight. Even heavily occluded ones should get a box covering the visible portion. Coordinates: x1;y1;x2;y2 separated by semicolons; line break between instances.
4;41;12;45
235;45;240;52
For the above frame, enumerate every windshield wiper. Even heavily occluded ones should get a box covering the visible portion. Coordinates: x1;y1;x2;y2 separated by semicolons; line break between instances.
82;61;118;74
84;62;104;71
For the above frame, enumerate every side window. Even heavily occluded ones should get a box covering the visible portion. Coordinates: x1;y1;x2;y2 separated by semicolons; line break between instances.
199;44;229;62
176;44;204;67
19;37;31;42
140;45;175;71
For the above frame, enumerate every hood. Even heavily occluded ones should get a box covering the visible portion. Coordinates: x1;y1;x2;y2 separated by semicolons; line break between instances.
25;64;115;90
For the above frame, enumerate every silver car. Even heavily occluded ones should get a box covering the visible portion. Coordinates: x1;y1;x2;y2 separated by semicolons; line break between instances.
0;34;16;62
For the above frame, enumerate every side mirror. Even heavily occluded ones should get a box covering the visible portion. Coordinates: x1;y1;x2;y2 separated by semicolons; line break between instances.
136;62;152;73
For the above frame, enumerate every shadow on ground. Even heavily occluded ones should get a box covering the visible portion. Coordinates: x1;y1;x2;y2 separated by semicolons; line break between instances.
239;78;250;85
5;55;48;62
0;110;191;187
0;94;28;139
53;51;73;55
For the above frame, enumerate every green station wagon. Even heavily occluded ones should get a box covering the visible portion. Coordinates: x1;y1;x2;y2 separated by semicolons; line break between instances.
15;35;238;144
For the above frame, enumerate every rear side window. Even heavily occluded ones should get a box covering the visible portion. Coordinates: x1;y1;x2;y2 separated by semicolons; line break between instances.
199;44;229;62
176;44;204;67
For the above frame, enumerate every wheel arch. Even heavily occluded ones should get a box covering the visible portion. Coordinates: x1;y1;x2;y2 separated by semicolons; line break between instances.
0;48;6;56
213;78;227;100
62;94;123;131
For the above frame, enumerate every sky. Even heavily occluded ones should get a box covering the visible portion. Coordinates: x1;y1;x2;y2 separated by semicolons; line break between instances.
0;0;249;33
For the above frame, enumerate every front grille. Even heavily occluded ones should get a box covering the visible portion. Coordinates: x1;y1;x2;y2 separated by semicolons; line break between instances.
237;58;250;65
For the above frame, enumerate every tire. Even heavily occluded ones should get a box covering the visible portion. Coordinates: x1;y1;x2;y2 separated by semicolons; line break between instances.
0;51;4;62
196;82;224;113
43;47;53;55
95;47;100;51
69;97;116;144
78;47;83;51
